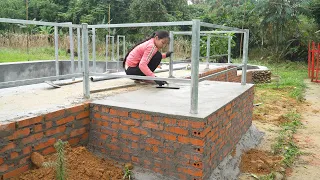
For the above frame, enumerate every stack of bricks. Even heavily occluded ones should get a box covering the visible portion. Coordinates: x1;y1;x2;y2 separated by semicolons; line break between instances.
88;86;254;180
0;104;90;179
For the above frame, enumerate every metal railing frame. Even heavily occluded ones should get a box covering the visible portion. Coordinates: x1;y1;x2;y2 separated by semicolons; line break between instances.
0;18;249;114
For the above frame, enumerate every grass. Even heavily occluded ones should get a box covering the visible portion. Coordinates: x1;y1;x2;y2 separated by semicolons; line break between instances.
0;47;112;63
272;111;302;167
234;58;308;101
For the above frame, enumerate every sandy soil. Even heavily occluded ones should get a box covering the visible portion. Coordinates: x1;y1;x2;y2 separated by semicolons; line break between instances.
13;145;124;180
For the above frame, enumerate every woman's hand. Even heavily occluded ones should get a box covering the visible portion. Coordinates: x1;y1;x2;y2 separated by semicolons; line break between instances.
166;51;173;58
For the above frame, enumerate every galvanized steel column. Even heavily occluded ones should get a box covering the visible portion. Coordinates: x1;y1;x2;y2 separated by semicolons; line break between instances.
92;28;96;72
77;28;81;72
169;31;174;77
228;34;232;63
69;26;75;80
206;35;211;69
117;36;120;71
112;36;115;62
123;36;126;60
54;26;59;77
190;19;201;114
106;35;109;72
82;23;90;99
241;29;249;85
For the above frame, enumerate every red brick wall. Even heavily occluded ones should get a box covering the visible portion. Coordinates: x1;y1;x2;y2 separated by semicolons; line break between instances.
88;86;254;180
0;104;90;179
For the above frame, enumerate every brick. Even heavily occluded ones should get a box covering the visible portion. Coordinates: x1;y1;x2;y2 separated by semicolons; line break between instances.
163;118;176;125
18;116;43;128
81;132;89;140
101;115;120;123
165;127;188;136
3;164;29;179
34;124;43;133
22;132;44;145
0;122;15;131
45;109;65;120
19;156;30;165
45;121;53;129
131;142;138;149
130;127;148;135
101;107;109;113
68;137;80;146
100;128;117;137
100;134;108;140
110;109;128;117
34;138;56;150
0;142;15;153
163;148;174;154
56;116;75;125
76;111;90;119
131;156;139;163
46;126;66;136
107;144;120;151
10;152;19;159
178;136;204;146
120;154;130;160
68;105;85;113
94;113;101;119
22;146;32;155
121;119;140;126
42;147;56;155
7;128;30;140
0;164;9;173
130;112;141;119
177;120;189;127
146;138;161;145
177;167;203;177
142;121;163;130
190;121;206;129
0;157;3;165
121;134;139;141
70;127;86;137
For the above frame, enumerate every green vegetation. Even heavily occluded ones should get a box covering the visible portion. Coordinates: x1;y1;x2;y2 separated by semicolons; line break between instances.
43;140;68;180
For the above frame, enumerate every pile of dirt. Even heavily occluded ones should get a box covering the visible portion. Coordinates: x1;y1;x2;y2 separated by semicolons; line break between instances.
15;145;124;180
240;149;283;175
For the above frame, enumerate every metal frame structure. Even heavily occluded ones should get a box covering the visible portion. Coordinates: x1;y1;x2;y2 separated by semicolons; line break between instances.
106;35;115;72
0;18;249;114
170;31;233;75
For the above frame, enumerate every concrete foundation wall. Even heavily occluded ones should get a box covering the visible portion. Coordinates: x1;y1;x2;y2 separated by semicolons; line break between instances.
0;60;123;82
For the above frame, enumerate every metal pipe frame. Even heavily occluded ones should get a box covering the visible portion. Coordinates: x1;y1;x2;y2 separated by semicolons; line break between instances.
90;73;190;83
241;29;249;85
54;26;59;78
92;28;97;72
82;23;90;99
228;35;232;63
116;35;126;71
0;73;82;89
0;18;81;28
88;21;193;28
69;26;75;80
172;31;243;35
206;35;211;69
77;28;82;72
190;19;201;114
169;31;174;78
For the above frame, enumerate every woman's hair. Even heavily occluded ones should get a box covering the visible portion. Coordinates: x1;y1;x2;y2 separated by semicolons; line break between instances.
122;31;169;68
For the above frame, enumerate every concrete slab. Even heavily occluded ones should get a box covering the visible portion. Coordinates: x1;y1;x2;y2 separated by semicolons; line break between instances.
92;81;254;119
0;63;234;123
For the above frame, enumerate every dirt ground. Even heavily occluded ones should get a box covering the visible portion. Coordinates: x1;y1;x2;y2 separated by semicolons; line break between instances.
14;145;124;180
287;80;320;180
240;80;320;179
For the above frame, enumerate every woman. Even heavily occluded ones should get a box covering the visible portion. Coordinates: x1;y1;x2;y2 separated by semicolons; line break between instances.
123;31;173;86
